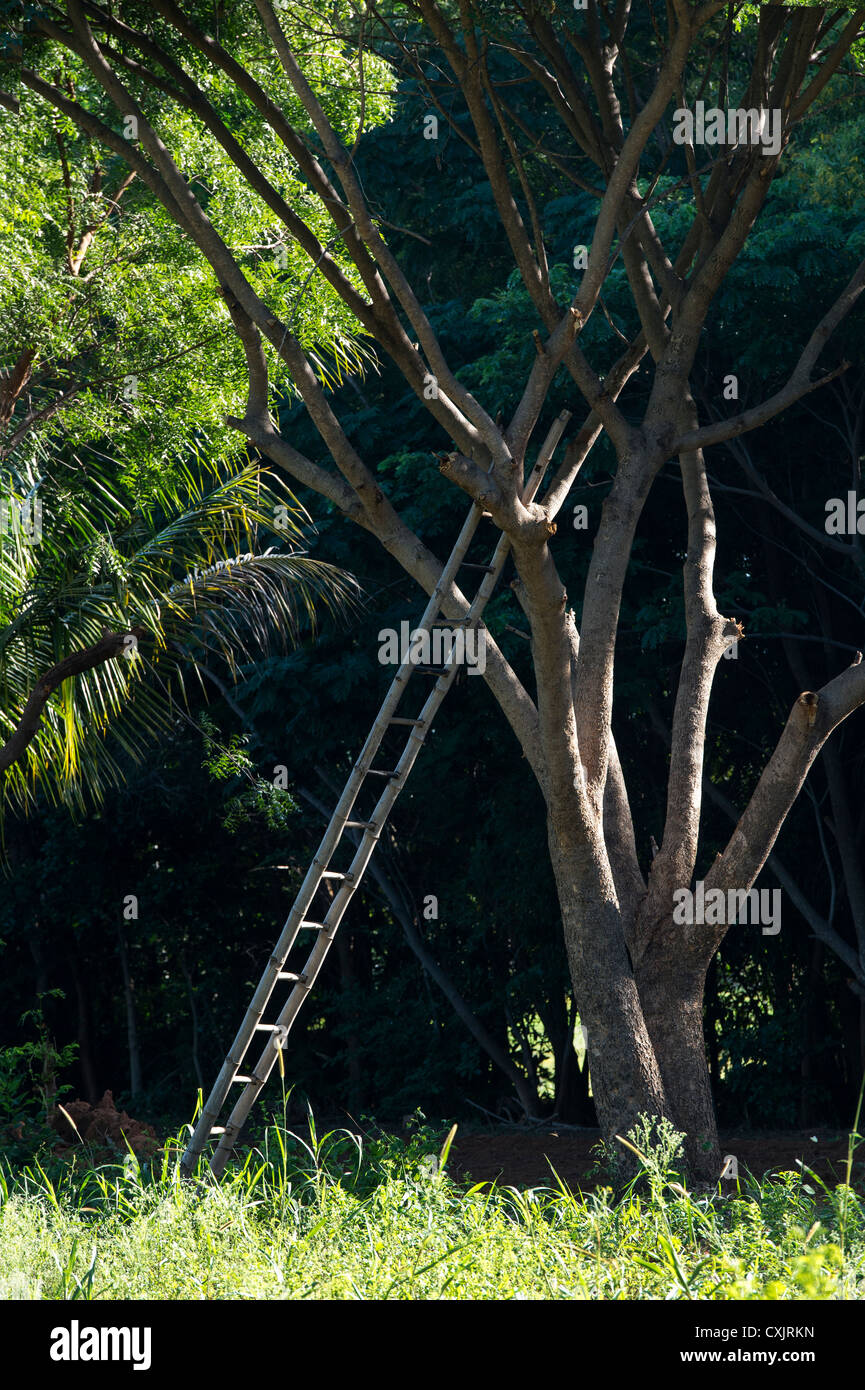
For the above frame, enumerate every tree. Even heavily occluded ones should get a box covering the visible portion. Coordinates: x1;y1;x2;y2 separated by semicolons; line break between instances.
12;0;865;1177
0;452;356;811
0;52;358;816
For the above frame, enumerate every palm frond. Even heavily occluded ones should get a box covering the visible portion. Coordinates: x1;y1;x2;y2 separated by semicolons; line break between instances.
0;457;362;823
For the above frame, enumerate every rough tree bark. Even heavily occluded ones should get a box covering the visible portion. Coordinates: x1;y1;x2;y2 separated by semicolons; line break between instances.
17;0;865;1178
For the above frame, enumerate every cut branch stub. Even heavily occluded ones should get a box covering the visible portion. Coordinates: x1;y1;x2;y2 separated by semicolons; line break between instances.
438;452;501;509
797;691;819;728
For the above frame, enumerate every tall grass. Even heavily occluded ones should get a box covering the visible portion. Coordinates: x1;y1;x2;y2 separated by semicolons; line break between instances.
0;1102;863;1300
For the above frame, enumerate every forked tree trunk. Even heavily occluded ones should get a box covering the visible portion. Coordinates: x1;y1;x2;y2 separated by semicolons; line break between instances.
549;829;721;1181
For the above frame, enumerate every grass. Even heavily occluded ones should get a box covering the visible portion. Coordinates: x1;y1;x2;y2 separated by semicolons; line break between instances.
0;1107;864;1300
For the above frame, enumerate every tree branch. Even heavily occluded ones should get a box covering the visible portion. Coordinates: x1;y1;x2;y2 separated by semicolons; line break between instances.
0;629;146;776
699;652;865;958
642;397;738;938
672;255;865;453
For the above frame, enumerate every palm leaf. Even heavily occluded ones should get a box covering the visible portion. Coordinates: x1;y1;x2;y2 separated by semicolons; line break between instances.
0;455;361;822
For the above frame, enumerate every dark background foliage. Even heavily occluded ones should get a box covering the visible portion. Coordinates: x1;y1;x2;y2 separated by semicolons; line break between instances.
3;5;864;1145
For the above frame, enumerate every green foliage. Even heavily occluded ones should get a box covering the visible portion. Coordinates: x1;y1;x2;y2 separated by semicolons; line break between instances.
0;18;368;821
2;11;397;472
1;0;865;1141
3;992;78;1118
622;1114;687;1179
0;450;358;822
200;712;298;834
734;2;864;31
0;992;78;1164
0;1109;863;1300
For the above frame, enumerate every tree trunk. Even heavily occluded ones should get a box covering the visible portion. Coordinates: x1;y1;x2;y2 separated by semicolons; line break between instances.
636;944;721;1181
556;1028;595;1126
537;993;595;1124
28;917;49;997
548;835;668;1161
549;822;722;1179
117;925;143;1101
839;983;864;1117
335;927;363;1096
69;955;99;1104
35;1;865;1187
705;954;721;1098
179;951;204;1090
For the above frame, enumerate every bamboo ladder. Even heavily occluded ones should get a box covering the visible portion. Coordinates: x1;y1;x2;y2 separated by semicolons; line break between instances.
181;411;571;1178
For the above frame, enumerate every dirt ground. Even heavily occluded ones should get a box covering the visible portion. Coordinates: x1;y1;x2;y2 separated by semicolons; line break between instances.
40;1098;864;1193
448;1127;865;1191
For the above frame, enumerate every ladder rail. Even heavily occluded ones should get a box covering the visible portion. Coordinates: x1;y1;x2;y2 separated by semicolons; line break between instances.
182;412;571;1176
182;499;485;1169
210;620;471;1171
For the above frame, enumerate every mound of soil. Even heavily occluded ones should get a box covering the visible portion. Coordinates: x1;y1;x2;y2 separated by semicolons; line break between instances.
47;1090;160;1158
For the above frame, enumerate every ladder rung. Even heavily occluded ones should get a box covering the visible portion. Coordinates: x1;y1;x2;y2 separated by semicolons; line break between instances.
366;768;400;777
415;666;447;675
460;562;495;572
321;870;350;880
388;717;425;726
345;820;376;829
231;1076;253;1084
210;1126;226;1134
254;1022;285;1031
276;971;305;982
299;920;327;929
